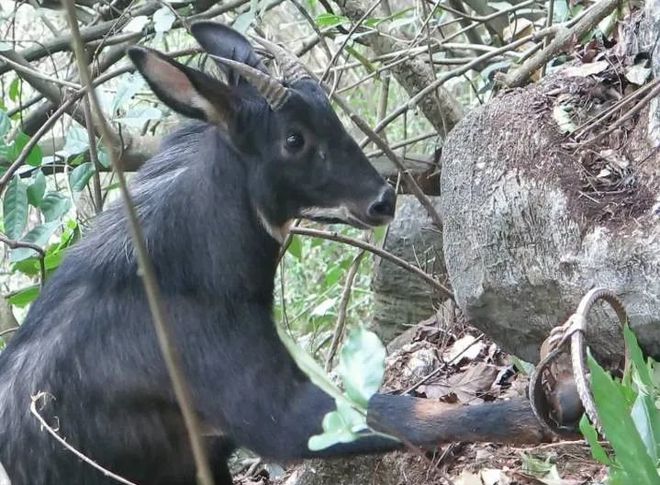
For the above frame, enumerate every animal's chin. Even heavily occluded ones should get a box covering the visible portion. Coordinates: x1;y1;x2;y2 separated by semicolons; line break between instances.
304;211;391;229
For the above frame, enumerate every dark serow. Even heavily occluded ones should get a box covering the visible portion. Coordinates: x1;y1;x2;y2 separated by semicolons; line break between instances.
0;23;558;485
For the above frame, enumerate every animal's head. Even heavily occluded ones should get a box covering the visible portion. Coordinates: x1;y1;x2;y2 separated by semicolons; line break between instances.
127;22;395;240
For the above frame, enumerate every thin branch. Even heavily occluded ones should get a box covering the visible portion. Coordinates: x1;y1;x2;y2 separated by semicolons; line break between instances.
290;227;453;300
0;52;81;89
82;97;104;214
498;0;620;87
580;80;660;145
0;327;19;338
370;24;562;136
30;392;137;485
330;92;445;230
325;250;366;371
60;2;215;485
0;234;46;283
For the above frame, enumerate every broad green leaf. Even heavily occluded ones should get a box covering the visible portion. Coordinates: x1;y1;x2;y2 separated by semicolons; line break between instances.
69;162;95;192
0;110;10;137
10;222;58;262
124;15;149;33
324;266;343;287
233;11;255;33
8;285;40;307
153;6;176;34
579;414;612;465
13;257;41;276
287;235;303;260
625;325;652;388
111;73;144;115
8;132;42;167
3;176;28;239
315;13;349;27
631;393;658;462
97;145;111;168
373;226;387;244
115;106;162;128
27;171;46;207
9;78;20;102
61;125;90;156
311;298;335;317
588;354;660;484
276;322;350;407
40;192;71;222
337;327;386;407
308;400;367;450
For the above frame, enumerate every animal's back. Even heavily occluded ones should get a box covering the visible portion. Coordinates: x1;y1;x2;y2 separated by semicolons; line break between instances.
0;124;223;484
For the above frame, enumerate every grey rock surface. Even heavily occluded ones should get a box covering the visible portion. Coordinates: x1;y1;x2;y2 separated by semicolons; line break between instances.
371;195;446;343
440;78;660;363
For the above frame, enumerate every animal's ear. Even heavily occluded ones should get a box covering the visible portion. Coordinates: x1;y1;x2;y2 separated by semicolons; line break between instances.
190;21;268;86
127;46;233;126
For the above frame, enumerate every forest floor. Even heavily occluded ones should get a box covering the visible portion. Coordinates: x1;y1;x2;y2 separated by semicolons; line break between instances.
231;311;608;485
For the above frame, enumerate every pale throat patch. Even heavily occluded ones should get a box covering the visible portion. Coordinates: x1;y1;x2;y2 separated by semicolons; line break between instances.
257;210;292;244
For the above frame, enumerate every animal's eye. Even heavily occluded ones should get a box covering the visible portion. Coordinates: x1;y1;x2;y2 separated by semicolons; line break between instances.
285;132;304;151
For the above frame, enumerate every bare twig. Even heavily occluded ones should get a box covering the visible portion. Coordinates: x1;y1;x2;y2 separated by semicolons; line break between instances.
30;392;137;485
330;93;444;229
290;227;453;300
0;327;19;338
82;97;104;214
498;0;620;87
580;80;660;145
325;250;366;371
0;234;46;283
61;2;215;484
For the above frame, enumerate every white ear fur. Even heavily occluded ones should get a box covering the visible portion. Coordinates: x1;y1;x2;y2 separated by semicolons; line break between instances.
142;54;218;118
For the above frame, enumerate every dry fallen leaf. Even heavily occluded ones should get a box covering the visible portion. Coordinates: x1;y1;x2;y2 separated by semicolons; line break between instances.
446;334;483;363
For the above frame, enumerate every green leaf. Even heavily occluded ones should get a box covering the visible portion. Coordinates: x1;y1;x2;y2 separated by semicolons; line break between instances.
61;125;90;156
579;414;612;465
9;78;21;102
233;11;255;33
10;222;58;262
97;145;111;169
0;110;10;138
8;285;40;308
40;192;71;222
373;226;387;245
588;353;660;484
153;6;176;34
11;132;42;167
27;171;46;207
69;162;95;192
124;15;149;33
3;176;28;239
315;12;349;27
324;266;343;287
308;400;367;450
111;73;144;115
276;322;349;407
337;327;386;407
287;235;303;260
631;393;658;463
625;325;653;388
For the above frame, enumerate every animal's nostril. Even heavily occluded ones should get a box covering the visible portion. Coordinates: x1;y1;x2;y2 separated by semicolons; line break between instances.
368;187;396;218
